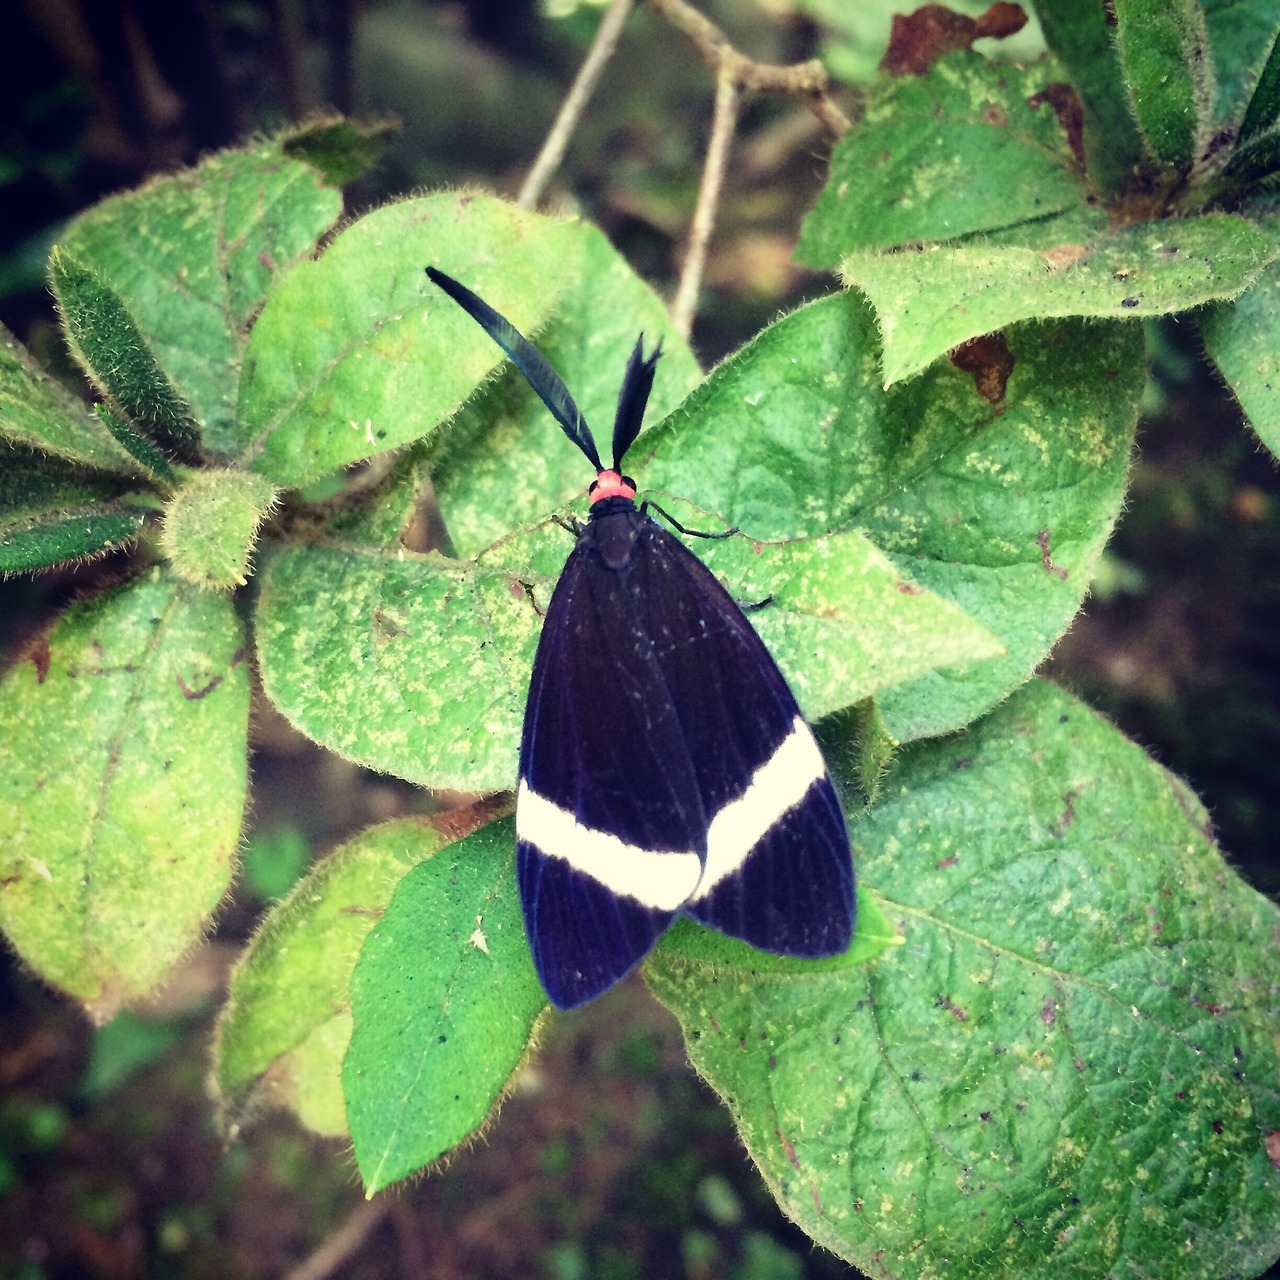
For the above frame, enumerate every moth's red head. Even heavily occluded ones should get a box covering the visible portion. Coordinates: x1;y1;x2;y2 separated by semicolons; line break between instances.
589;469;636;504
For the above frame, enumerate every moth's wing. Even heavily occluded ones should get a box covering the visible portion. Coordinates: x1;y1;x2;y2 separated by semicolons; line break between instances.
516;521;707;1010
633;522;855;957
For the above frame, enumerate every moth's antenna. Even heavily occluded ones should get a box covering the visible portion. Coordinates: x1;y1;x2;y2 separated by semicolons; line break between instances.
426;267;603;471
611;335;662;473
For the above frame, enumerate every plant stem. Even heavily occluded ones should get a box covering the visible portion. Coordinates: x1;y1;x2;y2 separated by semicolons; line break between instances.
644;0;851;137
517;0;636;209
672;69;739;339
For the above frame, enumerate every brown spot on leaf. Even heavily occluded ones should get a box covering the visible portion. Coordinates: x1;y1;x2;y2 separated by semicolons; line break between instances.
373;608;409;642
1042;243;1088;271
881;3;1028;77
176;672;225;701
1190;994;1227;1016
1050;789;1077;837
936;994;968;1022
1266;1131;1280;1168
1036;528;1069;580
976;1;1027;38
428;793;511;844
777;1129;801;1171
896;579;926;595
1041;997;1057;1025
30;639;51;684
936;854;959;869
1026;82;1086;169
950;332;1014;404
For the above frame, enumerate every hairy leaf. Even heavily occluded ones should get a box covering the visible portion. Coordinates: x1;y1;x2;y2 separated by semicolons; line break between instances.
59;139;343;452
648;681;1280;1279
237;194;581;486
343;816;546;1194
214;801;506;1136
843;214;1274;385
0;567;248;1021
797;51;1084;267
641;293;1143;742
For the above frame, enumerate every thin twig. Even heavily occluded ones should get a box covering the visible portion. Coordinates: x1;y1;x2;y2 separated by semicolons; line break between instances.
644;0;851;138
284;1195;392;1280
671;69;739;339
517;0;636;209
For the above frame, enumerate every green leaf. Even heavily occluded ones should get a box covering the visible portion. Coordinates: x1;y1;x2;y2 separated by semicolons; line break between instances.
796;51;1084;268
676;521;1003;723
59;138;343;453
1201;219;1280;457
255;543;539;791
282;117;392;188
639;293;1144;742
1204;2;1280;142
343;815;546;1194
1033;0;1145;193
0;322;140;473
1237;26;1280;147
237;193;581;487
254;521;998;792
843;214;1275;385
0;566;249;1021
0;447;154;572
240;825;311;903
51;245;200;456
647;681;1280;1278
1112;0;1211;169
79;1010;187;1102
159;468;280;589
214;803;504;1136
430;223;703;557
94;405;178;482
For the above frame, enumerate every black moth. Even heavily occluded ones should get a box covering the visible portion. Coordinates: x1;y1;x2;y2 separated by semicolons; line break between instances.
426;267;854;1009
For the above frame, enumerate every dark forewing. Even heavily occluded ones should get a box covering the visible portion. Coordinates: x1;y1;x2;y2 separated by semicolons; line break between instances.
517;508;855;1008
630;520;856;957
516;510;708;1008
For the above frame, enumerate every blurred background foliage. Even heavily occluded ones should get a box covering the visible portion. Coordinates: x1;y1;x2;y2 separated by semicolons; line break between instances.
1;1;1276;1276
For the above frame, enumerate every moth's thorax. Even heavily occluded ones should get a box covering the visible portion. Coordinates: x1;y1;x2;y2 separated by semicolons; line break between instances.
584;495;644;572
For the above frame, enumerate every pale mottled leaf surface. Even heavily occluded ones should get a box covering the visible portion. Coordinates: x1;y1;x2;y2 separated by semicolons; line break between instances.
0;567;248;1020
238;194;581;485
796;51;1084;267
60;140;342;452
843;214;1274;385
648;681;1280;1279
640;293;1144;742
